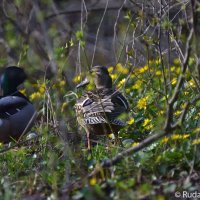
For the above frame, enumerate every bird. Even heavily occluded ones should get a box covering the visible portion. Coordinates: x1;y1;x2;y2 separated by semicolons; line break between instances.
0;66;36;143
75;65;129;150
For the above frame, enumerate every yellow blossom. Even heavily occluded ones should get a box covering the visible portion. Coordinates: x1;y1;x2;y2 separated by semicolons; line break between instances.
117;78;126;88
142;118;153;130
143;118;151;127
132;80;143;90
53;79;66;89
173;58;181;65
108;66;114;73
139;65;149;73
155;70;162;76
192;138;200;145
181;103;187;109
158;110;164;116
116;63;129;74
170;66;175;72
127;118;134;125
155;59;161;65
193;138;200;145
171;134;190;140
132;142;139;147
89;177;97;185
125;88;131;93
137;97;148;110
73;75;81;83
188;79;195;87
86;83;95;91
30;92;43;101
108;133;115;139
39;86;45;94
19;89;26;96
161;137;169;144
110;74;117;81
171;78;177;85
183;134;190;139
59;80;66;87
184;91;189;96
145;124;153;130
175;110;181;116
171;134;182;140
193;128;200;133
176;67;181;74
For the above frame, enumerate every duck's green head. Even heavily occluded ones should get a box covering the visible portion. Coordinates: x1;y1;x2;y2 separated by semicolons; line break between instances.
1;66;27;95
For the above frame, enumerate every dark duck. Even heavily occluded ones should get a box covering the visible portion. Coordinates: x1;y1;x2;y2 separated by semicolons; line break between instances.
0;66;36;143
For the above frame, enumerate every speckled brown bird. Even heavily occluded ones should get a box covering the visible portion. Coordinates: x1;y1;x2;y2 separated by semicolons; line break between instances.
75;65;129;150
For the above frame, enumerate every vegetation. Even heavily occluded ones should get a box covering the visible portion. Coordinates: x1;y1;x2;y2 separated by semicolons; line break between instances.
0;0;200;199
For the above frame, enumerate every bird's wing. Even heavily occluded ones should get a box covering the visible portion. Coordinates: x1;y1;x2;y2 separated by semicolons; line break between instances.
78;93;114;114
101;89;129;119
0;96;28;118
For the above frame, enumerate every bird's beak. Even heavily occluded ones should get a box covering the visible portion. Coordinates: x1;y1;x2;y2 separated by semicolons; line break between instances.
76;77;90;88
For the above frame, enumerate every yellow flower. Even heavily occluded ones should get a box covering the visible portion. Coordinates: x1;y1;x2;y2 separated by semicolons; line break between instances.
155;70;162;76
183;134;190;139
30;92;43;101
132;80;143;90
170;66;175;72
59;80;66;87
176;67;181;74
143;119;153;130
19;89;26;96
39;86;45;94
171;78;177;85
171;134;182;140
143;118;151;127
117;78;126;88
158;110;164;116
108;66;114;73
188;79;195;87
174;110;181;116
171;134;190;140
192;138;200;145
161;137;169;144
53;79;66;89
132;142;139;147
137;97;148;110
155;59;161;65
127;118;134;125
139;65;149;73
108;133;115;139
145;124;153;130
125;88;131;93
116;63;129;74
89;177;97;185
180;103;187;109
73;75;81;83
86;83;95;91
173;58;181;65
110;74;117;81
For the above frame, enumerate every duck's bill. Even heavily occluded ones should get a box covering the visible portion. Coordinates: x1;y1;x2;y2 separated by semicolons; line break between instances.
76;78;90;88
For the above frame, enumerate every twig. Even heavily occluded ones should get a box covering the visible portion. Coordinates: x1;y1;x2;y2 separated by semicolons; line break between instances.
90;0;110;68
45;6;128;20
